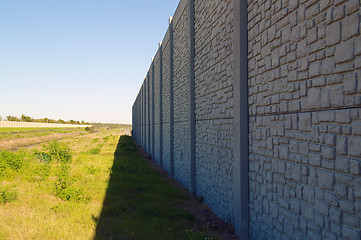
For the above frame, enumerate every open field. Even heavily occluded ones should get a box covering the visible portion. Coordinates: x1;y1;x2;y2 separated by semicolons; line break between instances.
0;128;88;151
0;127;236;240
0;128;123;239
0;128;86;140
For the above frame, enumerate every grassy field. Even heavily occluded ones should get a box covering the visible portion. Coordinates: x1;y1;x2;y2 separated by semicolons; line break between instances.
0;128;86;140
0;127;229;240
0;128;122;239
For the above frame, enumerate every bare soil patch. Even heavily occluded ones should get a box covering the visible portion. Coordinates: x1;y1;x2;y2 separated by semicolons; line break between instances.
0;131;85;151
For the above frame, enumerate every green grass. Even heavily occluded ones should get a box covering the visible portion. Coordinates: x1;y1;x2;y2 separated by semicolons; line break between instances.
94;136;215;240
0;128;86;140
0;127;216;239
0;128;121;239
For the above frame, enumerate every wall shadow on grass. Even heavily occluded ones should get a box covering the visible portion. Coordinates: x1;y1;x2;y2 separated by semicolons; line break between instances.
93;135;139;239
93;135;215;240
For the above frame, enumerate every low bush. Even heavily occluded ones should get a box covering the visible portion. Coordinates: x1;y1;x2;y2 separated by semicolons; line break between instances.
89;144;103;155
54;165;72;196
89;147;101;155
85;126;96;133
0;151;24;171
85;165;98;175
34;164;51;181
0;186;18;204
45;141;72;163
33;151;51;163
54;165;90;202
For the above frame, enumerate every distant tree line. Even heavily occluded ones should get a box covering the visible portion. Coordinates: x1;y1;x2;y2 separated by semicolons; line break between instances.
0;114;91;125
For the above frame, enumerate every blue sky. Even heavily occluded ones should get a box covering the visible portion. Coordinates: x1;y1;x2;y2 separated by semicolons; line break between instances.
0;0;180;124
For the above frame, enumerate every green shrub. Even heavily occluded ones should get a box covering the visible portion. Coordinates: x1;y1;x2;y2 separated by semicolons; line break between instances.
89;144;103;155
85;165;98;175
54;165;72;196
89;147;101;155
0;160;7;177
58;187;91;202
85;126;96;133
34;164;51;181
45;141;72;163
103;136;110;142
54;165;90;202
0;186;18;204
33;151;51;163
0;151;24;171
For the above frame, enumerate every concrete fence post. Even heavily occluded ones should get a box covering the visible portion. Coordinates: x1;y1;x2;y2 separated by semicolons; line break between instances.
233;0;249;237
159;42;163;167
151;61;155;158
188;0;196;194
147;72;151;154
169;16;175;178
140;85;142;144
143;82;145;148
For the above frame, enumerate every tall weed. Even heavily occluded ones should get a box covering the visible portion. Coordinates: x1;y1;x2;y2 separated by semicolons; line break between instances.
54;165;90;202
0;151;24;171
0;186;18;204
89;144;103;155
45;141;72;163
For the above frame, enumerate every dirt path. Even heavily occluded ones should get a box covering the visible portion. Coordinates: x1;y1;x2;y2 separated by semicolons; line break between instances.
0;131;85;151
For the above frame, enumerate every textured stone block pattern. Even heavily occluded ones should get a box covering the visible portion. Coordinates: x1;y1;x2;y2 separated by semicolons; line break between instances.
248;0;361;239
173;3;191;190
149;66;154;157
145;76;149;153
154;56;161;163
194;0;235;221
132;0;361;238
162;39;171;172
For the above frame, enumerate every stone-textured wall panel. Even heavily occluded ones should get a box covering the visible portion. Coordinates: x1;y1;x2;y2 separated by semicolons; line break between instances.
174;121;191;190
195;118;234;221
162;123;171;173
145;77;149;153
173;4;189;124
247;0;361;117
154;57;160;125
149;65;154;157
162;39;171;171
194;0;235;223
173;2;191;189
249;109;361;239
162;40;171;125
133;0;361;238
154;56;161;163
248;0;361;238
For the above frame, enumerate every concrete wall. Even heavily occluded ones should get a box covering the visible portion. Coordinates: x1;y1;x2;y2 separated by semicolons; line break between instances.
194;0;235;221
132;0;361;238
162;27;172;174
248;0;361;239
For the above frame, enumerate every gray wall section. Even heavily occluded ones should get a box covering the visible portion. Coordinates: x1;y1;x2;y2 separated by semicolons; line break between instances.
247;0;361;239
151;63;155;159
173;1;192;190
154;51;161;164
194;0;235;221
162;32;171;173
132;0;361;239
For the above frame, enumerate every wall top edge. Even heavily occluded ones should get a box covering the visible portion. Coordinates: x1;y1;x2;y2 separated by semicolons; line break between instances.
154;46;161;63
172;0;187;30
162;26;170;47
